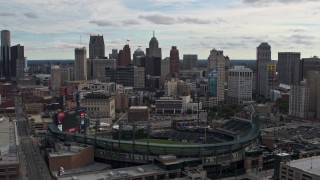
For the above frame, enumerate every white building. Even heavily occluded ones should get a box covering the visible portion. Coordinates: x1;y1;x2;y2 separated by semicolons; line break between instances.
227;66;253;104
164;79;178;97
74;47;87;81
161;57;170;77
289;82;309;118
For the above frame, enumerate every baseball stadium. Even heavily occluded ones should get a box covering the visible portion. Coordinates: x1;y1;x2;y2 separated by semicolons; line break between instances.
48;105;260;178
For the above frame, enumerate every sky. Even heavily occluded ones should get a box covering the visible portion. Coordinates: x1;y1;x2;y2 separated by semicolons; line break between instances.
1;0;320;60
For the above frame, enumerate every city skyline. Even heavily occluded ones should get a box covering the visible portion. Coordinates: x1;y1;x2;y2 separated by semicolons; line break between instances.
1;0;320;60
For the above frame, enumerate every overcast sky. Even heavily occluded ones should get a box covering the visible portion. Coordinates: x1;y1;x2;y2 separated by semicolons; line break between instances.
2;0;320;60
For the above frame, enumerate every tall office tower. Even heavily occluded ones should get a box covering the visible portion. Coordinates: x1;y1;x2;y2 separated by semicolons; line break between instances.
161;57;170;77
133;48;145;66
208;49;226;105
227;66;253;104
117;44;131;66
182;54;197;70
74;47;87;81
106;66;145;89
225;56;230;84
60;67;73;86
1;30;11;78
278;52;301;85
109;49;118;59
89;35;105;59
256;42;271;98
11;44;25;78
146;32;161;58
289;82;309;118
306;71;320;119
169;46;179;76
51;65;62;91
302;56;320;78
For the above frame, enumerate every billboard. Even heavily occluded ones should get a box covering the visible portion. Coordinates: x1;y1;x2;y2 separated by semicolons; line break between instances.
208;68;217;97
55;109;81;133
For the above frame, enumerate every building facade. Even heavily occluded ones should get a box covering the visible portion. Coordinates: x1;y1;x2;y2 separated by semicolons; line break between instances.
306;71;320;119
289;82;309;118
74;47;87;81
170;46;179;76
133;48;145;66
11;44;24;78
51;65;62;91
106;66;145;89
80;93;115;118
208;49;226;105
302;56;320;78
128;106;149;122
256;42;271;98
227;66;253;104
1;30;11;78
117;44;131;67
89;35;105;59
183;54;197;70
278;52;301;85
161;57;170;77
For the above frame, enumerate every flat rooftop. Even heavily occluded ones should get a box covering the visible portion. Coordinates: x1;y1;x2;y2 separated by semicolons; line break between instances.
286;156;320;176
0;119;18;164
28;114;43;123
49;143;91;158
57;164;167;180
129;106;148;110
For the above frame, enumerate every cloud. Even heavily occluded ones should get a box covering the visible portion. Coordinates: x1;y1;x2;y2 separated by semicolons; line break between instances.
243;0;318;4
0;12;15;17
89;20;114;26
23;12;38;19
139;14;176;25
122;19;140;25
139;14;212;25
177;17;211;24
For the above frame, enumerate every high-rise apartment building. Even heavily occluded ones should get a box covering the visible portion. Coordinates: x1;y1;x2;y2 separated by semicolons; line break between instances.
51;65;62;91
183;54;197;70
74;47;87;81
1;30;11;78
302;56;320;78
133;48;145;66
11;44;25;78
169;46;179;76
289;82;309;118
256;42;271;98
117;44;131;66
208;49;226;105
227;66;253;104
89;35;105;59
278;52;301;85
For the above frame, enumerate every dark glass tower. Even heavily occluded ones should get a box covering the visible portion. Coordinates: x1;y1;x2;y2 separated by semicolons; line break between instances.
11;44;24;78
1;30;11;78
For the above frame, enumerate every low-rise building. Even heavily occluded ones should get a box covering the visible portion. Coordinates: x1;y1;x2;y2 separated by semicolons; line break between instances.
25;102;44;114
128;106;149;122
80;93;115;118
27;114;53;134
0;121;19;179
48;142;94;172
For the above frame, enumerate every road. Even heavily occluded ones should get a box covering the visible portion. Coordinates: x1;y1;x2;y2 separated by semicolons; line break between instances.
15;95;52;180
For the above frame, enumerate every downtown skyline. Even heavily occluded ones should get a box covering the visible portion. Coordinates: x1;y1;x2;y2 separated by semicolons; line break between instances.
1;0;320;60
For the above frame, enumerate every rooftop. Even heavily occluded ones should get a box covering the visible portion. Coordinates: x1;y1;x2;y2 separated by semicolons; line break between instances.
57;164;167;180
0;119;18;164
285;156;320;176
129;106;148;110
28;114;43;123
49;142;91;158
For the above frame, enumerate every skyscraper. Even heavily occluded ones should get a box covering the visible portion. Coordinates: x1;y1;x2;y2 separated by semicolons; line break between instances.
169;46;179;76
89;35;105;59
278;52;301;85
51;65;62;91
256;42;271;98
145;32;162;76
74;47;87;81
208;49;227;105
89;35;105;79
146;32;161;58
182;54;197;70
117;44;131;67
109;49;118;59
11;44;24;78
306;71;320;119
1;30;11;78
227;66;253;104
301;56;320;79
